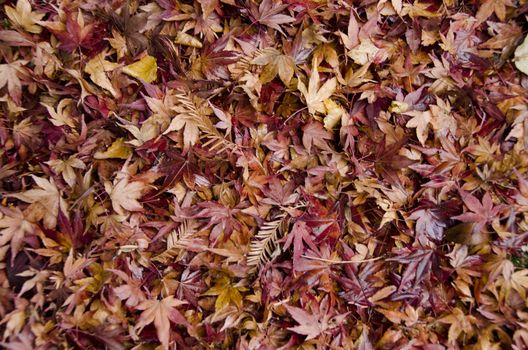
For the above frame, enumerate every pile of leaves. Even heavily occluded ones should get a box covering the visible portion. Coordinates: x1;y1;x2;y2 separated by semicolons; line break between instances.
1;0;528;348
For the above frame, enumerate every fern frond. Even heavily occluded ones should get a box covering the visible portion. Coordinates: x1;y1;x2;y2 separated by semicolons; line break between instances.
247;214;288;269
174;90;235;153
153;220;200;264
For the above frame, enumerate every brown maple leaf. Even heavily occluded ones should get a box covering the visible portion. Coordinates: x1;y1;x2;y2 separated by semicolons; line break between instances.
0;207;34;262
7;176;67;229
250;0;295;36
134;296;188;350
0;60;28;105
284;297;348;340
104;174;146;216
476;0;514;23
302;121;332;153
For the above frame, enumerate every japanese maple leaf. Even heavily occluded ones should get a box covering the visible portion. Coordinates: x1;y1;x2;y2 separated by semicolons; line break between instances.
8;176;67;229
4;0;45;34
109;269;146;307
261;177;298;206
284;305;326;340
409;208;446;243
302;121;332;153
52;11;103;53
196;202;242;241
284;298;348;340
446;244;482;278
480;22;522;52
104;174;146;216
46;156;85;188
134;296;188;350
509;270;528;299
84;51;119;97
388;248;435;291
0;207;34;262
513;169;528;209
476;0;514;23
198;38;239;80
298;62;337;115
283;220;319;271
41;99;77;128
203;275;245;311
109;3;148;56
453;190;502;233
372;137;415;182
250;0;295;36
163;111;200;151
0;60;28;105
251;48;295;84
404;110;433;146
438;307;477;345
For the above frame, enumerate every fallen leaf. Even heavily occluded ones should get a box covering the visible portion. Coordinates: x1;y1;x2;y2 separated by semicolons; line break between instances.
252;0;295;36
46;156;86;188
298;61;337;115
284;304;325;340
84;51;119;96
0;207;34;261
4;0;45;34
348;39;379;65
94;138;133;160
122;55;158;83
7;176;67;229
0;60;28;104
134;296;188;350
175;32;203;48
41;99;76;128
514;34;528;75
323;99;345;130
404;110;432;146
104;175;146;216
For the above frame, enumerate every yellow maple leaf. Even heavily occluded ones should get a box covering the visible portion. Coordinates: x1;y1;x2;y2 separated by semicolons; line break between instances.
298;61;337;115
323;99;345;130
203;275;246;311
84;52;119;96
94;138;132;160
175;32;203;48
122;55;158;83
404;110;433;146
4;0;45;34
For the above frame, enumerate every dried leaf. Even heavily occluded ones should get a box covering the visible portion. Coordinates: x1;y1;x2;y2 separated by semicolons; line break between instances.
4;0;45;34
85;52;119;96
134;296;188;350
122;55;158;83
